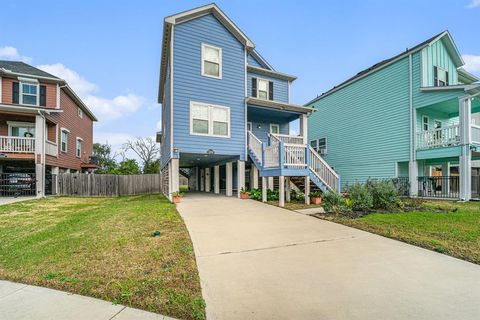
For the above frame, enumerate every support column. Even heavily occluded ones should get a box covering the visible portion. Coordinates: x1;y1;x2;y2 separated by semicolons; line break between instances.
35;114;46;198
409;161;418;197
237;160;245;198
214;165;220;194
268;177;274;190
279;175;285;207
226;162;233;196
262;176;267;202
460;147;472;201
300;114;308;144
205;168;211;192
285;177;291;202
200;169;205;191
305;175;310;205
251;165;259;189
171;158;179;196
442;162;450;195
51;166;59;195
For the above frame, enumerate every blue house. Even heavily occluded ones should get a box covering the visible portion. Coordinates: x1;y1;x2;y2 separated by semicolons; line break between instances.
157;4;339;205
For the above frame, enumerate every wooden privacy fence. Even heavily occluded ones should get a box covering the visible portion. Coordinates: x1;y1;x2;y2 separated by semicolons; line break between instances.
57;173;161;196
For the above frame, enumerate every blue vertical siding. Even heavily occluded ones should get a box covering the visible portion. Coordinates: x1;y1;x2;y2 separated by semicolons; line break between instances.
172;14;246;160
161;60;172;169
247;71;289;103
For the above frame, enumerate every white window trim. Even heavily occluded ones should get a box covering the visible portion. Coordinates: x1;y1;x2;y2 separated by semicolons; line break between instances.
189;101;230;138
257;78;269;100
317;137;327;155
434;120;442;129
7;121;35;137
422;115;429;131
78;107;83;118
19;80;39;107
269;123;279;134
75;137;83;158
247;122;253;131
436;66;447;86
201;43;222;79
60;127;70;153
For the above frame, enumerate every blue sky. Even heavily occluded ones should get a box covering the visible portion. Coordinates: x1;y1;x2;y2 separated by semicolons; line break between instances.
1;0;480;154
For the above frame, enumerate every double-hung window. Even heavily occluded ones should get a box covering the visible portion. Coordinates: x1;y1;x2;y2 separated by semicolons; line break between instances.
434;66;448;87
190;102;230;137
310;137;327;155
21;82;38;106
422;116;429;131
258;79;269;100
201;43;222;79
60;128;69;152
76;137;83;158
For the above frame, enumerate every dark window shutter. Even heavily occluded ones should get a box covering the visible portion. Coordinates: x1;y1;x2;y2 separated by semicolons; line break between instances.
251;77;257;97
12;82;19;104
445;71;449;86
268;81;274;100
40;85;47;106
433;66;438;86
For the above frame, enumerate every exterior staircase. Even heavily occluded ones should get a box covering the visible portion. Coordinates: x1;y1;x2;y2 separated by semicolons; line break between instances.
247;131;340;193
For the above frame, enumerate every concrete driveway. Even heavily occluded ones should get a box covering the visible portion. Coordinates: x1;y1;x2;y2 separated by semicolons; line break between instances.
177;192;480;320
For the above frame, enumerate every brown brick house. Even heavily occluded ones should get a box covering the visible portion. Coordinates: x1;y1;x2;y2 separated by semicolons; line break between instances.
0;60;97;196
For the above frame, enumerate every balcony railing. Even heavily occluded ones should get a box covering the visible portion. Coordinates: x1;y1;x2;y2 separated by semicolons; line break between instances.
416;124;460;150
271;133;304;145
418;176;459;199
472;125;480;144
0;136;35;153
46;141;58;157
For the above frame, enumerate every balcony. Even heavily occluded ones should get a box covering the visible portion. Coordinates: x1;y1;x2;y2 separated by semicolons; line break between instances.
0;136;35;153
416;124;480;150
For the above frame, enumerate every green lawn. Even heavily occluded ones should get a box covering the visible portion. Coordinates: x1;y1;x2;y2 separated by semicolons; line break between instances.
0;195;205;320
330;200;480;264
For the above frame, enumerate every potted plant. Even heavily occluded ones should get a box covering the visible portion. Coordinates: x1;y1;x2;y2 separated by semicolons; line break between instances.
309;191;323;205
240;188;249;199
171;191;184;203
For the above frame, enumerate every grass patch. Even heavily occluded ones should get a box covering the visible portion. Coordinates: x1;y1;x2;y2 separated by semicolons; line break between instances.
326;200;480;264
0;195;205;320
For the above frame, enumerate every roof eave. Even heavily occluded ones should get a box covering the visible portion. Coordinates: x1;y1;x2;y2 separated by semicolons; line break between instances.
247;65;297;82
246;97;315;114
61;85;98;121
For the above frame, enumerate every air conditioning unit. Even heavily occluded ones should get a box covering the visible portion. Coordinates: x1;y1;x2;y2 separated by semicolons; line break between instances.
318;148;327;155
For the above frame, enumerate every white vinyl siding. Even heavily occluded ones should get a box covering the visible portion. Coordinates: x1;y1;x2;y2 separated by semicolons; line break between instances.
190;101;230;138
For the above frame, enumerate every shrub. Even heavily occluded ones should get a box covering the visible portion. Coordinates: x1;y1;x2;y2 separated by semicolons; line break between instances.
347;183;373;212
267;189;279;201
367;180;399;210
323;191;345;214
309;191;322;198
249;188;262;201
290;189;305;201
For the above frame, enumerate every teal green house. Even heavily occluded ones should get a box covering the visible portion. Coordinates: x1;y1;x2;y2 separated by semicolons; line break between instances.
306;31;480;201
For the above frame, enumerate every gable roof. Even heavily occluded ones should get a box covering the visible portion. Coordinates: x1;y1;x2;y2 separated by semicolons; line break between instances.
306;30;465;105
158;3;256;102
0;60;59;80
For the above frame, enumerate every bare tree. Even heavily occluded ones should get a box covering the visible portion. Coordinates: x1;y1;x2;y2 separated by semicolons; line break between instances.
122;137;160;170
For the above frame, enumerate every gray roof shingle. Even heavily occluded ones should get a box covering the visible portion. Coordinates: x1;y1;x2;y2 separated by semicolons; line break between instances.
0;60;59;79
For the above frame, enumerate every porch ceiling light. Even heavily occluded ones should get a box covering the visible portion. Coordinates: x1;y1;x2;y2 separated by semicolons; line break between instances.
173;147;179;153
257;124;261;129
207;149;215;155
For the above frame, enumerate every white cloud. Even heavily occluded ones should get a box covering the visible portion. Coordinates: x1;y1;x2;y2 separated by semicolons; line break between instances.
94;132;136;159
0;46;31;62
37;63;145;121
37;63;97;96
467;0;480;8
462;54;480;74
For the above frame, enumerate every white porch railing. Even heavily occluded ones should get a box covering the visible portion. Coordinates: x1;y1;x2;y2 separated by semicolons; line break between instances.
416;124;460;150
46;141;58;157
472;125;480;144
284;144;306;167
308;146;339;192
271;133;304;145
264;145;279;167
247;131;263;165
0;136;35;153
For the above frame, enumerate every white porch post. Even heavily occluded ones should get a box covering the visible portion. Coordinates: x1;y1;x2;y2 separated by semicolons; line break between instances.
267;177;274;190
459;97;472;200
226;162;233;196
285;177;291;202
251;165;259;189
279;175;285;207
409;161;418;197
171;158;179;196
35;114;46;198
300;114;308;144
304;175;310;205
200;169;205;192
262;176;267;202
51;166;59;195
442;162;450;195
237;160;245;198
205;168;211;192
214;165;220;194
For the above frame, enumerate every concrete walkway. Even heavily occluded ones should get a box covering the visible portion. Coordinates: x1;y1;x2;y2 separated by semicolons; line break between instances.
0;280;175;320
0;196;35;206
177;192;480;320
